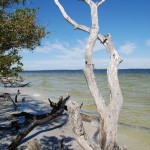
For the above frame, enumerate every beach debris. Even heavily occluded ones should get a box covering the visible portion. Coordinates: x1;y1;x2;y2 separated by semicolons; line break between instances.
60;139;65;150
7;95;70;150
0;91;17;109
48;98;96;122
0;120;20;130
0;75;31;88
22;97;26;102
15;89;21;103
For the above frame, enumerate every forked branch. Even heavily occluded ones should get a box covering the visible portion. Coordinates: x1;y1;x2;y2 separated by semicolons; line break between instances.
97;0;106;7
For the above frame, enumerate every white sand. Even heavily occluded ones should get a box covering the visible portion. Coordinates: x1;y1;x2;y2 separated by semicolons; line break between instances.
0;88;150;150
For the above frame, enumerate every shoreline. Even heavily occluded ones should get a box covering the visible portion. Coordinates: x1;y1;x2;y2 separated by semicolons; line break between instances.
0;88;150;149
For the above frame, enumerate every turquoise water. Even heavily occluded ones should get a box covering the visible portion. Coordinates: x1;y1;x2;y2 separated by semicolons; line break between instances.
4;69;149;149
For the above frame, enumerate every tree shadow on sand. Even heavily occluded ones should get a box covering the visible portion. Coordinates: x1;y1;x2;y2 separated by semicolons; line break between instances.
40;135;74;150
0;91;70;149
18;114;72;149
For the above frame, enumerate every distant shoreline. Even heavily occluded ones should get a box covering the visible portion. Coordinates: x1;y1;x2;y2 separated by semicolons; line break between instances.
22;69;150;73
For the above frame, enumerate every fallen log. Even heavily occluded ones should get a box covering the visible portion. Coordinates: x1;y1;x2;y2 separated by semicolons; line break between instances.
0;91;17;109
7;95;70;150
17;82;31;87
0;120;20;130
4;82;31;88
48;99;96;123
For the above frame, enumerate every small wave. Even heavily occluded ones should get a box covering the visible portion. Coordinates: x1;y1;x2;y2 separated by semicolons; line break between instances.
119;122;150;131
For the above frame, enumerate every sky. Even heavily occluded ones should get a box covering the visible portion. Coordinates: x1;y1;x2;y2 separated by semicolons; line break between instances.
18;0;150;70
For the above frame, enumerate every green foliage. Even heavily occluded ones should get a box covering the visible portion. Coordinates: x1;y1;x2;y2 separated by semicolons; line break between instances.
0;49;23;76
0;0;27;8
0;7;47;53
0;0;49;75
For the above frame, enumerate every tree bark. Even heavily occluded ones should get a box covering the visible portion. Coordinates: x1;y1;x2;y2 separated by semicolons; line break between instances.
67;100;101;150
54;0;124;149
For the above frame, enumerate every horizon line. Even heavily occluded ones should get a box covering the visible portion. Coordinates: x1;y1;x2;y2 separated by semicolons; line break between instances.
23;68;150;72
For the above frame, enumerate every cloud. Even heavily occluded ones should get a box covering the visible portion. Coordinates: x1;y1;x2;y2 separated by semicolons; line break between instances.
21;39;107;70
22;57;150;70
145;39;150;47
22;39;150;70
119;42;137;55
22;59;84;70
34;38;105;56
120;58;150;69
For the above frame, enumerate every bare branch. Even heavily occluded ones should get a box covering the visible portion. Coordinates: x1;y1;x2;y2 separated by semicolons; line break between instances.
54;0;124;149
105;34;123;116
54;0;91;33
97;0;106;7
7;96;70;150
54;0;105;43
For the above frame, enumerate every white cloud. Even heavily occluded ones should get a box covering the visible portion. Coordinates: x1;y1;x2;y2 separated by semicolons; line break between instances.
33;38;105;59
22;59;84;70
120;58;150;69
23;57;150;70
145;39;150;47
21;39;150;70
119;42;137;55
21;39;107;70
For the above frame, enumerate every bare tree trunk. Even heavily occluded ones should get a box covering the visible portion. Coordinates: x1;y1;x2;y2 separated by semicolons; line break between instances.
54;0;125;149
67;100;101;150
98;34;124;150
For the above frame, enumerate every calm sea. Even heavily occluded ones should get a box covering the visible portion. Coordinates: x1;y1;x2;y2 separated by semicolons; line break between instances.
2;69;150;149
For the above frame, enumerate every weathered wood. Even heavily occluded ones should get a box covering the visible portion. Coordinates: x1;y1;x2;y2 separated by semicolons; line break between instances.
15;89;21;103
67;100;101;150
48;98;95;122
60;139;65;150
0;91;17;109
0;120;20;130
54;0;125;149
0;75;27;87
7;96;70;150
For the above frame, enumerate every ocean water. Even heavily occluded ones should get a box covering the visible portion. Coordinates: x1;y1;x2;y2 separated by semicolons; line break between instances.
1;69;150;149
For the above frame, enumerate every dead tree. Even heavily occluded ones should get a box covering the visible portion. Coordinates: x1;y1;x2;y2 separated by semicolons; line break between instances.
54;0;125;149
0;74;30;87
0;91;17;108
7;96;70;150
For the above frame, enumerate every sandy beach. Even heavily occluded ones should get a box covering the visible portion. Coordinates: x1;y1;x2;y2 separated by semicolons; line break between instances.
0;87;150;150
0;88;98;150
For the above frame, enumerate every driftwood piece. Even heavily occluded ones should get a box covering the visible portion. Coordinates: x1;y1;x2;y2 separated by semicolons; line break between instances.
0;90;19;109
7;95;70;150
0;75;29;88
4;93;17;108
48;98;95;122
15;89;21;103
4;82;31;88
60;139;65;150
67;100;101;150
17;82;31;87
0;120;20;130
48;97;68;111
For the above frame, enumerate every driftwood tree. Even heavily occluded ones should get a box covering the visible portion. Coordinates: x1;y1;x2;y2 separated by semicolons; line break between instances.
54;0;125;150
